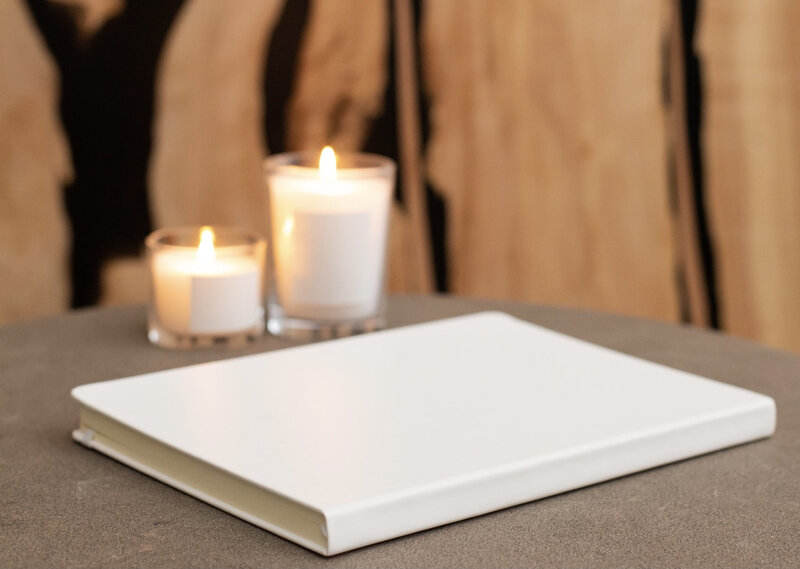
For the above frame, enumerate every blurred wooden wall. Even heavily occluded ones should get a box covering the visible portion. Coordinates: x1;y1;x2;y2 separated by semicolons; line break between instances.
698;0;800;352
0;0;72;323
422;0;682;321
4;0;800;352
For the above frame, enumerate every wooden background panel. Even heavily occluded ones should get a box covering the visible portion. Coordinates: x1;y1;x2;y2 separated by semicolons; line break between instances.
667;0;710;327
49;0;124;37
148;0;284;232
95;0;285;305
422;0;680;321
0;0;72;324
698;1;800;352
391;0;434;293
287;0;387;153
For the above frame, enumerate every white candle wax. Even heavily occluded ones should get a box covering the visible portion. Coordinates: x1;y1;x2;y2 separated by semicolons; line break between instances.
152;247;261;334
268;155;392;320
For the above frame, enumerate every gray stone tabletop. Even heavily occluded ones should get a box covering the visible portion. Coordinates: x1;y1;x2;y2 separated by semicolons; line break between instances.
1;295;798;568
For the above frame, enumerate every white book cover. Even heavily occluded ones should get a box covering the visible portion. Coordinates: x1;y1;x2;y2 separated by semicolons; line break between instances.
71;312;776;556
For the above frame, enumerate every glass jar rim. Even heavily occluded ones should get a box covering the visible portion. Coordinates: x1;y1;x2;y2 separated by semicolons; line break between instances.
146;225;265;254
263;151;395;179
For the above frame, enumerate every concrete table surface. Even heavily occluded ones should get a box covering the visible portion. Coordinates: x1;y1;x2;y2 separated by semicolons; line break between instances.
1;295;798;568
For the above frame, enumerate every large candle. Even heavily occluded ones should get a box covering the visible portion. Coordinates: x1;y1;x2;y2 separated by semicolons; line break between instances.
146;226;265;347
264;148;394;330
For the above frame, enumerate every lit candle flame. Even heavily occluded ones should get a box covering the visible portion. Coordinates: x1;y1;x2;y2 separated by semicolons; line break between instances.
197;226;216;265
319;145;337;180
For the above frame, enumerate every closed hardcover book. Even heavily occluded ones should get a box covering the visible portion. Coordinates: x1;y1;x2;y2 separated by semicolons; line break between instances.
71;312;776;556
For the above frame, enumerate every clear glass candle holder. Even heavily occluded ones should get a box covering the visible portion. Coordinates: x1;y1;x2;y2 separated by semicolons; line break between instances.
263;150;395;339
146;226;266;348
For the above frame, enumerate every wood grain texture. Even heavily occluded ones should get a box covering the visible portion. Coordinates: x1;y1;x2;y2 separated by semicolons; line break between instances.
421;0;680;320
386;205;420;293
109;0;283;309
393;0;434;293
698;1;800;352
0;0;73;324
49;0;124;37
98;256;149;306
286;0;388;153
667;0;710;326
148;0;284;232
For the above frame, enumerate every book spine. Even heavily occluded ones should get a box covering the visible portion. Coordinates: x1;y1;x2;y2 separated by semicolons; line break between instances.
323;397;775;555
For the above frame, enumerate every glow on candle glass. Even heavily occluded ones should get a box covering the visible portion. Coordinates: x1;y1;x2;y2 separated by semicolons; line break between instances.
266;146;393;321
151;226;262;334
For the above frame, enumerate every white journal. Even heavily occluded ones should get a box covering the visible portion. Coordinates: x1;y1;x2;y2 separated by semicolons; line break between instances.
72;312;776;555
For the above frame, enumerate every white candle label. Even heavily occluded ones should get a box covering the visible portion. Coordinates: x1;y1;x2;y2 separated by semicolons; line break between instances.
190;271;260;333
153;253;261;334
277;212;382;318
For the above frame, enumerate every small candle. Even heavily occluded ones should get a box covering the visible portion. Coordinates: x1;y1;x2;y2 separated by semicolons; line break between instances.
146;226;266;347
264;148;394;333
